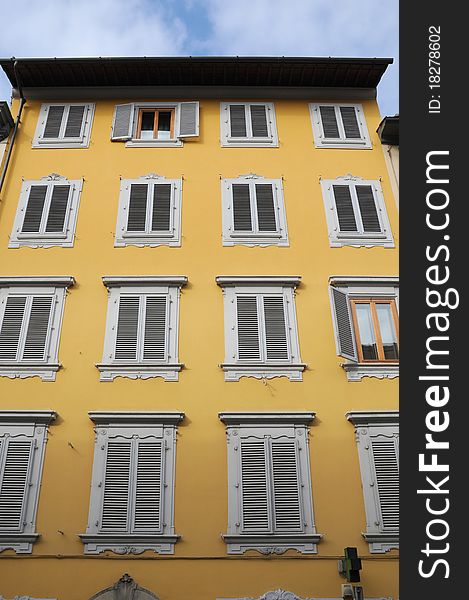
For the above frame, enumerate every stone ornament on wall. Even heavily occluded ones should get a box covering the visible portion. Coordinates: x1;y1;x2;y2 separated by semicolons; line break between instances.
89;574;159;600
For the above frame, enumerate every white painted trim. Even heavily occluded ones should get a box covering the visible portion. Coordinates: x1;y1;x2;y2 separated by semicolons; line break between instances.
219;412;316;426
217;276;300;287
220;363;306;382
89;412;184;425
309;103;371;149
343;363;399;382
346;411;399;426
220;102;279;147
329;276;399;287
32;103;95;149
0;411;56;425
0;277;74;287
96;363;184;382
103;276;187;287
78;533;179;555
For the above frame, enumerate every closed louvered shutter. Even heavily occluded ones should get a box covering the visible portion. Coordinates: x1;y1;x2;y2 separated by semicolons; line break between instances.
263;297;289;360
255;184;277;232
240;439;270;532
331;288;357;361
230;105;247;137
0;296;27;360
127;184;148;232
271;439;302;532
21;185;48;233
45;185;71;233
64;105;86;138
43;105;65;139
133;440;164;533
151;184;172;231
22;297;53;360
340;106;361;139
0;438;33;531
250;105;268;137
356;185;381;233
333;185;358;232
371;436;399;532
142;297;167;360
100;440;132;532
237;297;260;360
111;104;134;141
319;106;340;138
178;102;199;137
115;296;140;360
232;184;252;231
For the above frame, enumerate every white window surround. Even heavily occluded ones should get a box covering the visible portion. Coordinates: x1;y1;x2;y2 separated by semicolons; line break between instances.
347;411;399;553
329;276;399;382
217;591;391;600
309;103;371;149
0;277;74;381
32;103;95;149
115;173;182;247
0;410;56;554
320;174;394;248
221;174;289;247
220;102;279;147
216;276;305;381
96;276;187;382
79;411;183;555
219;413;321;555
9;174;83;248
111;102;199;147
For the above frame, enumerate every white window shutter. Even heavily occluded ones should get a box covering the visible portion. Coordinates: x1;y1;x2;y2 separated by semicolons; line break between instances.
263;297;289;361
236;296;261;360
333;185;358;232
271;439;302;532
44;185;71;233
43;105;65;139
22;297;53;360
319;105;340;138
126;184;149;232
151;184;172;232
331;287;358;361
63;105;86;138
142;297;167;360
240;439;271;532
0;296;27;360
111;104;134;141
114;296;140;360
100;440;132;532
371;435;399;532
339;106;361;139
232;184;253;232
0;438;34;532
21;186;48;233
177;102;199;137
250;105;269;137
255;184;277;232
356;185;381;233
132;440;164;533
229;105;247;137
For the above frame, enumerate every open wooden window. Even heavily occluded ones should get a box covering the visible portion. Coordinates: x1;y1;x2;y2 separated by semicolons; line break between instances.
350;298;399;363
136;108;175;141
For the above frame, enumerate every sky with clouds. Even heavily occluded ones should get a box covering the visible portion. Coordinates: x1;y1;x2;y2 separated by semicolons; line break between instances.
0;0;398;115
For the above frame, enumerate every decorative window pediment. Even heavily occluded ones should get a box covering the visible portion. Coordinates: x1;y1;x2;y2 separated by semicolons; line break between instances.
89;574;159;600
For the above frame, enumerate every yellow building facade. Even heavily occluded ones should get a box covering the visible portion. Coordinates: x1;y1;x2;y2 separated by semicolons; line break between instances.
0;58;398;600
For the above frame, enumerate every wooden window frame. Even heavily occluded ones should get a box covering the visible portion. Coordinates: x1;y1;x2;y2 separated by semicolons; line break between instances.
135;108;175;141
350;298;399;363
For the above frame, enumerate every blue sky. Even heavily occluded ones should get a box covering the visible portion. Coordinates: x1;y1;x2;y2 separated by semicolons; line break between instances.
0;0;398;115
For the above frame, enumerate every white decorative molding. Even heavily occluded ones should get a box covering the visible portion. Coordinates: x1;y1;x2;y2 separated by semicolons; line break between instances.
96;363;183;382
41;173;66;181
0;410;56;425
89;411;184;426
0;363;61;381
221;534;322;555
78;533;179;555
217;592;391;600
342;362;399;382
346;411;399;426
329;276;399;288
0;277;75;287
0;533;40;554
219;412;315;426
220;363;306;382
89;573;160;600
362;531;399;553
216;276;300;287
102;276;187;288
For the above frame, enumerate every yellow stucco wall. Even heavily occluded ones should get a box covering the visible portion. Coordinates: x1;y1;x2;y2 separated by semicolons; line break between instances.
0;96;398;600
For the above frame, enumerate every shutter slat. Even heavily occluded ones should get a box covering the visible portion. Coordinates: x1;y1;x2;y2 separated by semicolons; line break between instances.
0;296;26;360
230;105;247;137
143;297;166;360
151;184;172;232
133;441;163;532
271;440;302;532
115;296;140;360
178;102;199;137
263;297;289;360
22;296;53;360
356;185;381;232
333;185;358;232
237;296;260;360
21;185;48;233
111;104;134;141
331;288;357;361
43;106;64;139
127;184;148;232
255;184;277;232
319;106;340;138
64;105;85;138
232;184;252;231
240;439;270;532
45;185;71;233
0;439;33;531
101;441;131;532
340;106;361;139
372;438;399;531
250;105;268;137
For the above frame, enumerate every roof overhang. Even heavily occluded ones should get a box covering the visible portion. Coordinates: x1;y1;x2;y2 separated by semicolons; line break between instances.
377;115;399;145
0;101;14;140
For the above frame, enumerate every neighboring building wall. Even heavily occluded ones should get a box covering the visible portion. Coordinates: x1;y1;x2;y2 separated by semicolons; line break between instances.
382;144;399;211
0;93;398;600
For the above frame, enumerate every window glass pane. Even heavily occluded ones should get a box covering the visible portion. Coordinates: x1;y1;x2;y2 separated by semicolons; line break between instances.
376;303;399;360
157;111;172;140
140;111;155;139
356;304;378;360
